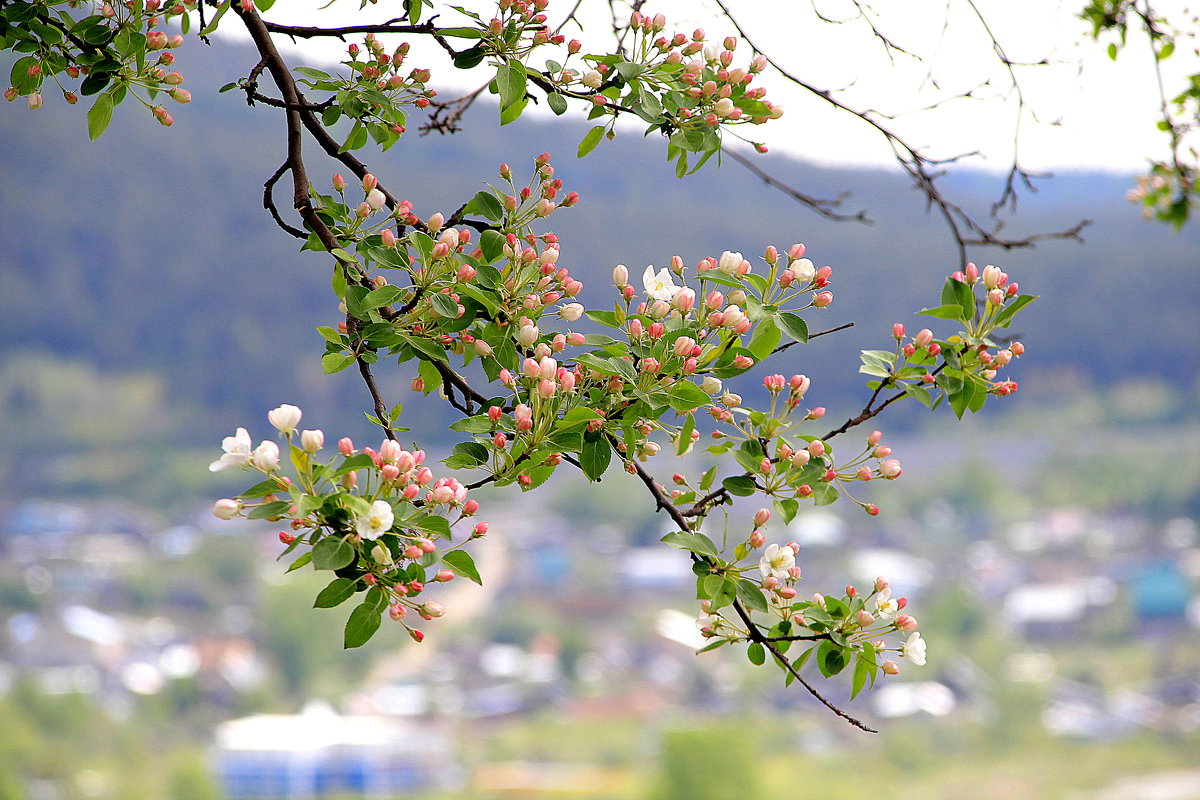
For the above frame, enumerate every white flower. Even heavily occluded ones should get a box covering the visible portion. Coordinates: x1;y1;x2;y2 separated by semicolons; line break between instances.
642;264;680;302
758;543;795;580
902;632;927;666
872;588;899;620
209;427;252;472
251;440;280;471
300;429;324;453
356;500;395;540
267;404;302;434
792;257;816;283
700;376;723;396
718;250;743;274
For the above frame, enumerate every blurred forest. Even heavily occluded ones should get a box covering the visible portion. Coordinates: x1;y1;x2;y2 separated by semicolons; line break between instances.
1;41;1198;508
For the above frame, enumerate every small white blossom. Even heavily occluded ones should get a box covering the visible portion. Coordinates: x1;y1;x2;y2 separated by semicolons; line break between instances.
791;257;816;283
267;404;302;434
872;588;899;620
758;543;795;580
209;427;252;472
356;500;395;540
902;631;927;666
251;440;280;471
642;264;680;302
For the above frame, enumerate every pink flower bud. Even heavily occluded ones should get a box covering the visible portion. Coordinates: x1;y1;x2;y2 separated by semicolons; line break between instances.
894;614;917;631
754;508;771;526
812;291;833;307
494;432;507;449
807;440;825;457
473;522;489;537
882;660;899;675
749;530;765;548
914;329;933;348
856;610;875;627
880;458;903;479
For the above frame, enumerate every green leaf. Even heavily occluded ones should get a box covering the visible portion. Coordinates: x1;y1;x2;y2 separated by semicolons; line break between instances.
777;312;809;344
468;191;504;222
547;92;568;115
87;93;114;141
496;58;527;111
313;577;358;608
429;292;460;318
850;654;870;700
722;476;757;497
735;579;769;613
578;125;605;158
441;549;482;585
676;413;695;456
312;537;355;571
816;640;847;677
667;381;710;414
480;229;505;263
940;277;974;320
364;284;403;310
747;641;766;666
581;433;612;481
321;353;355;374
247;500;290;520
916;303;966;321
343;601;382;649
747;319;781;362
660;530;718;558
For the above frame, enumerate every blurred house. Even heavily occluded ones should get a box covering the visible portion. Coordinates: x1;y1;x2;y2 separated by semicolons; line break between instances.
214;702;458;799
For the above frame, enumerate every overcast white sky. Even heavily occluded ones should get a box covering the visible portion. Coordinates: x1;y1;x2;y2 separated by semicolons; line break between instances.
228;0;1197;173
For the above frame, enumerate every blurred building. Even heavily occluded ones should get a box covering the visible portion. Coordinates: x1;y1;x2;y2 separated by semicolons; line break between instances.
213;702;458;798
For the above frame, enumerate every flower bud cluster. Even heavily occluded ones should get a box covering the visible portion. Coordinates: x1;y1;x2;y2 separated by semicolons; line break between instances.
5;0;194;122
209;404;485;644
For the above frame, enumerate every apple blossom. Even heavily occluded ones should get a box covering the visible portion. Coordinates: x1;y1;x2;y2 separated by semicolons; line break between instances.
643;265;680;301
902;632;927;666
758;543;796;580
355;499;394;540
267;404;302;434
209;427;253;471
251;440;280;471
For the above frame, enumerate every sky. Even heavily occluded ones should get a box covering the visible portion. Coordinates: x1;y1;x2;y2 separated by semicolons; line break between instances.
221;0;1198;173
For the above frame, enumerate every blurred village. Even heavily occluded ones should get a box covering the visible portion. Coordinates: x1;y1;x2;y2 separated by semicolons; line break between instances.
3;412;1200;800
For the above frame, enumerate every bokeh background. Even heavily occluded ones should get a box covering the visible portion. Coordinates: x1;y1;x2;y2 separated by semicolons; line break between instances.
2;11;1200;799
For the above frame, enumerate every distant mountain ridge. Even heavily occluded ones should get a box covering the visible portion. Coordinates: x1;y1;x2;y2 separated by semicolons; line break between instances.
2;42;1197;450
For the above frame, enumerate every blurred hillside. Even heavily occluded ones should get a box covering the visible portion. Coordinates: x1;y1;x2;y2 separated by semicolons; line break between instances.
1;42;1198;507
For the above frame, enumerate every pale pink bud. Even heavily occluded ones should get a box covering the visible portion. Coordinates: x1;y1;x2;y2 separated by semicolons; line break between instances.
894;614;918;631
988;288;1004;305
753;508;771;527
807;440;825;457
560;303;584;321
474;339;493;357
749;530;765;548
812;291;833;307
473;522;489;537
856;610;875;627
882;660;900;675
613;264;629;286
914;329;933;348
212;499;241;520
982;264;1003;289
